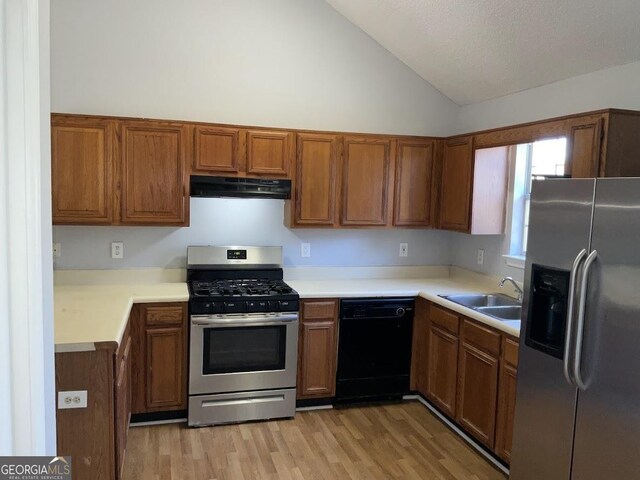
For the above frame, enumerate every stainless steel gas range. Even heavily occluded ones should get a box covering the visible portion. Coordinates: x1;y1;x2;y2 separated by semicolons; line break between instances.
187;246;299;427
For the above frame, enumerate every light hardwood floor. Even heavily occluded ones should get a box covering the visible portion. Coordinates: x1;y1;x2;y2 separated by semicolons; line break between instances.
123;401;506;480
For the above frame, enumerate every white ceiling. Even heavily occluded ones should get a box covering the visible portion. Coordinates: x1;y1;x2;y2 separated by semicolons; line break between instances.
325;0;640;105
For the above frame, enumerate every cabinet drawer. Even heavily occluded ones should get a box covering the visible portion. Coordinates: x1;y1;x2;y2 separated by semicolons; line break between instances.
430;305;459;335
144;304;185;326
504;337;519;368
462;320;501;356
301;300;337;321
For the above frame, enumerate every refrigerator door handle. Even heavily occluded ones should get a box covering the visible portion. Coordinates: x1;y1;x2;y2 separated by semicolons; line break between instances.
563;248;588;386
573;249;598;391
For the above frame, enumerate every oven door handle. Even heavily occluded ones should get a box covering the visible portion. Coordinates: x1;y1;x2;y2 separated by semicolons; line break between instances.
191;313;299;327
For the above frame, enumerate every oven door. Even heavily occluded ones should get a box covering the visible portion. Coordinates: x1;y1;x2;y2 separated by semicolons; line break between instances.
189;313;299;395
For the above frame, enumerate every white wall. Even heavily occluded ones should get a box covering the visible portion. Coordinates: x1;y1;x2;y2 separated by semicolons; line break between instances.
450;60;640;282
53;199;452;269
0;0;55;455
50;0;459;271
455;60;640;134
51;0;457;136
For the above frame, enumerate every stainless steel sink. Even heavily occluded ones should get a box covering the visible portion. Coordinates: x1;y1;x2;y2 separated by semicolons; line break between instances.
440;293;520;309
438;293;522;322
476;305;522;321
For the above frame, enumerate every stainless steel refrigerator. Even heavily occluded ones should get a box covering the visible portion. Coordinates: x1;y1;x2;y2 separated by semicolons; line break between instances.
510;177;640;480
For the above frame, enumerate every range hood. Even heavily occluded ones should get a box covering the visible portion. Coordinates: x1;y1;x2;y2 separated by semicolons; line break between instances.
190;175;291;199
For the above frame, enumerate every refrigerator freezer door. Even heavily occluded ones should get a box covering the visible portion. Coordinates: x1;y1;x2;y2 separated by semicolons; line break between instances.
510;178;596;480
571;178;640;480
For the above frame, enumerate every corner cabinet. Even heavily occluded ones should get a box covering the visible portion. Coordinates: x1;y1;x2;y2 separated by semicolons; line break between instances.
51;114;190;226
439;137;508;234
51;116;116;225
394;139;436;227
120;121;189;225
440;137;473;232
340;137;394;226
297;299;338;399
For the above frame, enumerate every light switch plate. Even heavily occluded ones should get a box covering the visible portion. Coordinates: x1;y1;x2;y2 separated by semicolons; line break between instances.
58;390;88;409
477;249;485;265
399;243;408;257
111;242;124;259
301;243;311;258
53;243;61;258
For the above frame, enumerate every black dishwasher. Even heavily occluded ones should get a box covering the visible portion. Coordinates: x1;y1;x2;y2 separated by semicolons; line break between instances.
335;298;414;403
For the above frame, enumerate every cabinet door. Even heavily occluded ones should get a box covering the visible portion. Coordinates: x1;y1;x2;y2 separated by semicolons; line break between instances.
246;129;292;177
145;327;186;409
457;342;500;448
115;333;131;479
51;117;115;224
566;118;603;178
440;137;474;232
341;137;393;226
120;121;188;225
495;337;519;463
294;133;339;226
394;139;435;226
410;298;430;396
298;320;337;398
426;324;459;417
193;125;243;174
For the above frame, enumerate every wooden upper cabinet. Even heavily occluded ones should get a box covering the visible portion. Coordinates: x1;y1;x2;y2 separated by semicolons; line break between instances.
566;118;603;178
193;125;243;174
51;117;115;224
341;137;393;226
294;133;339;226
440;137;473;232
394;139;435;227
246;129;292;177
120;121;188;225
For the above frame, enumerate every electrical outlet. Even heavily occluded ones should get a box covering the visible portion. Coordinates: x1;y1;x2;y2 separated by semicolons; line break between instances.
477;249;485;265
53;243;61;258
399;243;408;257
111;242;124;259
58;390;88;409
301;243;311;258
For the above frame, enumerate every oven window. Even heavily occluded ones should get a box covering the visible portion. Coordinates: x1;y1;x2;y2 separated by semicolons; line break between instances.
202;325;287;375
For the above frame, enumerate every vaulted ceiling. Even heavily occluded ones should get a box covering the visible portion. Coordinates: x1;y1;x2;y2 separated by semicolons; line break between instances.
325;0;640;105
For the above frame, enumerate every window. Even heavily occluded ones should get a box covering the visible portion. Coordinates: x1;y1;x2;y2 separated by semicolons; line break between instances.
507;137;567;263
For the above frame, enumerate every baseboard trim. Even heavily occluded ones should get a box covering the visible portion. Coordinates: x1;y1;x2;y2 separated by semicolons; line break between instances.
130;418;187;427
404;395;509;476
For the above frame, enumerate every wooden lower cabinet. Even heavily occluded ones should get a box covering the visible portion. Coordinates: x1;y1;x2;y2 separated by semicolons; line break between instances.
426;324;459;417
131;303;188;413
456;321;501;449
55;302;187;480
495;336;520;463
297;299;338;399
410;297;430;395
114;331;132;478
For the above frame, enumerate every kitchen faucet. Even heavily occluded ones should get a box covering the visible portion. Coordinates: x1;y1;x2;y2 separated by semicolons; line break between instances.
499;276;523;302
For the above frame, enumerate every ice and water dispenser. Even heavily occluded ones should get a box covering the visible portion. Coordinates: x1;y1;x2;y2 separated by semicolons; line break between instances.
525;264;571;359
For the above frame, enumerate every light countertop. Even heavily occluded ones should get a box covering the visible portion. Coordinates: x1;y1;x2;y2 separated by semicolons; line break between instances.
54;267;520;353
288;277;521;337
54;283;189;352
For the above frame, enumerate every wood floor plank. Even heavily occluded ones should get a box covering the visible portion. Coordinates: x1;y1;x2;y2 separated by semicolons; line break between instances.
123;401;506;480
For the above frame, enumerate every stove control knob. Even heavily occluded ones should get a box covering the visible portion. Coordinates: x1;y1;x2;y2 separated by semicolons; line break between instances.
396;307;405;317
